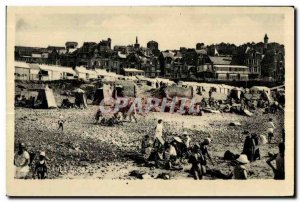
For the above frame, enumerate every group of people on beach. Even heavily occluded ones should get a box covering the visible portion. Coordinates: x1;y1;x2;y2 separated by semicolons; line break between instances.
14;143;48;179
14;109;284;180
140;117;284;180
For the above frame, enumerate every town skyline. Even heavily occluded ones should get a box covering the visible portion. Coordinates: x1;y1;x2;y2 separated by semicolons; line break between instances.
15;35;284;51
15;7;285;50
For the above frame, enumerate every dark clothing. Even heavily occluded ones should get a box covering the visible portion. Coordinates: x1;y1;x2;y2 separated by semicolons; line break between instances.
154;152;166;169
58;121;64;131
35;161;47;179
268;132;274;143
242;135;260;162
95;111;102;121
274;171;285;180
199;145;208;165
188;153;205;180
141;139;152;154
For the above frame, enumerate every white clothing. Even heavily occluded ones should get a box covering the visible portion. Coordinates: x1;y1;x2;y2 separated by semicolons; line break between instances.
165;145;177;160
14;165;30;179
267;121;275;133
154;123;163;139
14;151;30;179
184;137;191;148
14;151;30;167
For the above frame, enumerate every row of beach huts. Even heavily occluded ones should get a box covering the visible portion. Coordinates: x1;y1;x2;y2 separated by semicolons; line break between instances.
15;61;280;100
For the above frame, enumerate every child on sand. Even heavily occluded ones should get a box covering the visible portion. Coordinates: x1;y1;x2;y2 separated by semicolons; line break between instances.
33;151;48;179
233;154;249;180
58;115;65;131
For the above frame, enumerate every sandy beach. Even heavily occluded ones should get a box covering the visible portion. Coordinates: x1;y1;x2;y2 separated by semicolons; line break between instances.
14;106;284;180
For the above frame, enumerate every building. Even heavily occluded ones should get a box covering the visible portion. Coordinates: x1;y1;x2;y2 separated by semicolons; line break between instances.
159;51;174;78
194;50;214;80
264;34;269;50
213;65;249;81
260;34;285;82
65;42;78;52
134;36;140;50
209;56;249;81
99;38;112;52
261;48;285;81
76;42;97;67
196;43;205;50
244;47;263;79
15;46;42;62
122;68;145;77
114;45;127;53
147;40;159;51
47;46;66;55
144;57;160;78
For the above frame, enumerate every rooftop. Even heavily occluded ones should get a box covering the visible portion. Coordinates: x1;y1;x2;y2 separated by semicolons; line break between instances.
209;56;232;65
123;68;144;73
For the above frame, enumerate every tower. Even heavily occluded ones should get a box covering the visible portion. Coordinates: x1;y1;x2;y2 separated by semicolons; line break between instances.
264;34;269;49
134;36;140;50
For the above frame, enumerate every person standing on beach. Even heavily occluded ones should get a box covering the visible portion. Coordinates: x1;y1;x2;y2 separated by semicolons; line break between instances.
58;115;65;131
154;119;163;140
267;118;275;143
266;143;285;180
153;119;164;149
188;144;205;180
199;138;214;175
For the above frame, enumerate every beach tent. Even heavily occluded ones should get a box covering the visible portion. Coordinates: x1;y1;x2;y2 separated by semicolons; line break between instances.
250;86;270;95
230;87;243;100
164;85;193;99
93;88;105;105
72;88;88;108
35;86;57;108
112;84;124;98
93;84;114;105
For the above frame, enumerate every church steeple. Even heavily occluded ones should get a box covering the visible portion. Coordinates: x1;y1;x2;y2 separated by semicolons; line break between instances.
134;36;140;50
264;34;269;49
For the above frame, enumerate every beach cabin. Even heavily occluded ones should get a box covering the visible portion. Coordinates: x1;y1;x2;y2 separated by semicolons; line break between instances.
155;77;175;87
75;66;97;80
136;76;156;87
39;65;62;80
38;65;76;80
250;86;271;95
60;66;76;79
15;61;31;80
87;69;98;80
27;63;41;80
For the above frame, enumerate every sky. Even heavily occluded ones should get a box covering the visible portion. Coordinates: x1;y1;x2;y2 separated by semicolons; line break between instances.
14;7;285;50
